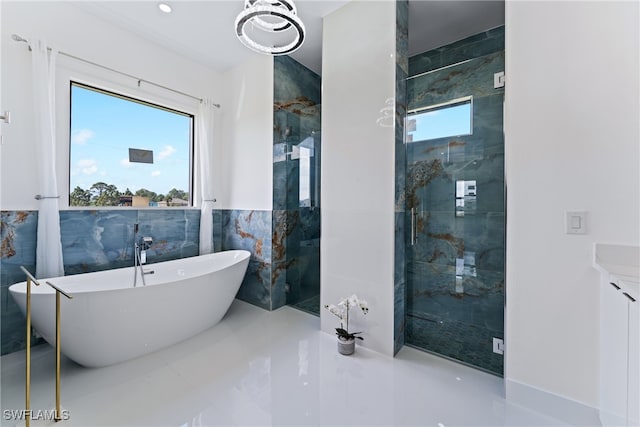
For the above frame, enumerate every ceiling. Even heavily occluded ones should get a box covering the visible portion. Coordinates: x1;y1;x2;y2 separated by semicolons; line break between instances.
73;0;504;76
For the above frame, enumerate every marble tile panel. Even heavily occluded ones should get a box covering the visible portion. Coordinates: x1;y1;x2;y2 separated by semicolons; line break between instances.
297;244;320;302
60;210;137;275
1;211;39;355
138;209;200;263
299;207;320;242
271;261;288;310
407;51;504;111
1;211;38;284
274;56;321;105
409;26;504;76
272;210;291;265
212;209;223;253
235;259;271;311
394;279;406;354
405;314;503;375
410;211;505;272
222;210;272;264
407;262;503;326
407;154;505;215
273;159;288;210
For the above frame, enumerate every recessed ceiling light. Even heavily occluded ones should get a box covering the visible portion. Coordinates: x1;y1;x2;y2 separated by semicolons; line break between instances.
158;3;172;13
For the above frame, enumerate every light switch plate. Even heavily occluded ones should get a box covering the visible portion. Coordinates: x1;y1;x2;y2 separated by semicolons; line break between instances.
566;211;588;234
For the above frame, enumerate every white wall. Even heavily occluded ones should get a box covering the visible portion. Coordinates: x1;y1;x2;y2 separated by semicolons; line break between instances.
321;0;397;356
505;0;639;408
1;1;221;211
218;55;273;211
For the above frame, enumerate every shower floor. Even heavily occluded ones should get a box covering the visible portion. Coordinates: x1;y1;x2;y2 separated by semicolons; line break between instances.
406;313;503;376
290;294;321;316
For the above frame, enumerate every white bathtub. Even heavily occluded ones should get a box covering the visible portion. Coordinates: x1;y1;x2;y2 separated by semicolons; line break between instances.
9;250;250;368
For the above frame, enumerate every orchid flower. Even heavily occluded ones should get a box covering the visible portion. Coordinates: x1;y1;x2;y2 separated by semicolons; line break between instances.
324;304;344;320
358;299;369;315
324;294;370;339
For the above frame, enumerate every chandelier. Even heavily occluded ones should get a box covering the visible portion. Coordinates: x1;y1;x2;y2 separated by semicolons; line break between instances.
235;0;305;55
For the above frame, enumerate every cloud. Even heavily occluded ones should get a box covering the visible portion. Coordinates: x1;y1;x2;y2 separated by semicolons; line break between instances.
71;129;95;145
158;145;176;160
120;158;134;168
151;171;161;177
78;159;98;175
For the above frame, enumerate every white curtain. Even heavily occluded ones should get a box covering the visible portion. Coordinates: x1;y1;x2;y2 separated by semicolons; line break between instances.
198;99;216;254
31;39;64;279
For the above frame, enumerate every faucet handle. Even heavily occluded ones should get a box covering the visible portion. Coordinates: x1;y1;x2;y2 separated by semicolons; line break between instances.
141;236;153;250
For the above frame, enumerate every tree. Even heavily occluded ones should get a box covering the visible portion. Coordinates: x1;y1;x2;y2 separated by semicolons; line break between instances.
166;188;188;201
123;188;133;196
90;182;120;206
135;188;159;202
70;186;91;206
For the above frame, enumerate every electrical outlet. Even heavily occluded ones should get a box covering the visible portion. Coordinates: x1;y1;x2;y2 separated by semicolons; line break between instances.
493;337;504;355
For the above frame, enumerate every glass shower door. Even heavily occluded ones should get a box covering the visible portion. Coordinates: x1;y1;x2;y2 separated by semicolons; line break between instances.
277;109;321;316
405;50;505;375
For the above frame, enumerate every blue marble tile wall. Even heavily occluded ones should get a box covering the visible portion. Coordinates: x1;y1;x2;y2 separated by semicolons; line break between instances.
217;208;319;312
0;209;200;355
273;56;321;313
409;26;505;77
60;209;200;275
219;210;273;310
405;27;505;375
1;211;41;355
394;0;409;355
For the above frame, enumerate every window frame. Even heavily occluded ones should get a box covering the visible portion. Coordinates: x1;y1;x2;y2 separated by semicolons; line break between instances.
68;81;195;208
55;56;201;210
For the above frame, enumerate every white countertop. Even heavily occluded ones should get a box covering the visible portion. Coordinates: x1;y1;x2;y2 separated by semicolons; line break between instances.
594;243;640;298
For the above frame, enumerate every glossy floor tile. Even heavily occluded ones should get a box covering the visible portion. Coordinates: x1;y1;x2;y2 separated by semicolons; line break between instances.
2;301;572;426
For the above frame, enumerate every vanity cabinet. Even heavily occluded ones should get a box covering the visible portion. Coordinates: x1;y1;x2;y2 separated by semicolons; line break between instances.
594;244;640;427
599;275;639;427
628;294;638;426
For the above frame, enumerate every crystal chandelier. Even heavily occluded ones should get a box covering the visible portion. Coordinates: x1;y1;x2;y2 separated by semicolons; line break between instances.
235;0;305;55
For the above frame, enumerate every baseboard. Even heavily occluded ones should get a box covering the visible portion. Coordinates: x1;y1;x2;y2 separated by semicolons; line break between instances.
506;379;602;426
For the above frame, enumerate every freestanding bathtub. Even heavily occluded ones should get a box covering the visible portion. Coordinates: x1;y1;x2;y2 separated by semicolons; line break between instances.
9;250;250;368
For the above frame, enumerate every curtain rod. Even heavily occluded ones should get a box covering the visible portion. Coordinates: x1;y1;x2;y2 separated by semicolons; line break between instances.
11;34;220;108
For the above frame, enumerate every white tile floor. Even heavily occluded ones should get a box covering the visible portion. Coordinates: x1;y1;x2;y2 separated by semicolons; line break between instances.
2;300;574;427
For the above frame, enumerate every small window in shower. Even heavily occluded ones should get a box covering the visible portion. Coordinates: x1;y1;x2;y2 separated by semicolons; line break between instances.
406;96;472;143
69;82;194;207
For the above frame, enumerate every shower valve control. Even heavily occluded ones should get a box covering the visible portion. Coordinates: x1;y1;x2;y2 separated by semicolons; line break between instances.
493;338;504;355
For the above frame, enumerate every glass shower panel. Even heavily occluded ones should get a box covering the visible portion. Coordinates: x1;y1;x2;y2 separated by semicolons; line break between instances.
282;110;321;316
405;51;505;375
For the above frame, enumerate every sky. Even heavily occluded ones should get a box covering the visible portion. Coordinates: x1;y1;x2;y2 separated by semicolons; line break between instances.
70;84;192;196
407;101;472;142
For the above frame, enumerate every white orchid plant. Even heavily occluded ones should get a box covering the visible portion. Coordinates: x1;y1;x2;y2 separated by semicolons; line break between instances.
324;294;369;342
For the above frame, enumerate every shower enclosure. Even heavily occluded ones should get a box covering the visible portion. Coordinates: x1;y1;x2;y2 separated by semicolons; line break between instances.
404;28;505;375
273;56;322;316
283;125;321;315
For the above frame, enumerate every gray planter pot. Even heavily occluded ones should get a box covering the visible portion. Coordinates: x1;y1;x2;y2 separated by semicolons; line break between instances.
337;337;355;355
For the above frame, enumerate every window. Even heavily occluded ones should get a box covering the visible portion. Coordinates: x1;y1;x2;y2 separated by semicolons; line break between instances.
406;96;472;143
69;82;193;207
